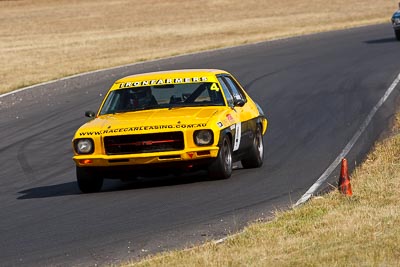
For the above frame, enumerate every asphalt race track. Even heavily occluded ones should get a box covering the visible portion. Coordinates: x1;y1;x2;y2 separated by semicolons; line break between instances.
1;24;400;266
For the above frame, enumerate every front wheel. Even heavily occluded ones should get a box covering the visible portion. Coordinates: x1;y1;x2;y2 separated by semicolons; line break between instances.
208;135;233;179
395;29;400;41
76;166;104;193
241;126;264;168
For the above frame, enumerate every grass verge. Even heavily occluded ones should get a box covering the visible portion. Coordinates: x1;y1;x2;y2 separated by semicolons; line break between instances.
125;115;400;266
0;0;397;94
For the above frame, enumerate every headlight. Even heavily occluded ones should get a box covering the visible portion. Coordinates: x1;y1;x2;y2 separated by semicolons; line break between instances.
74;139;94;154
194;130;214;146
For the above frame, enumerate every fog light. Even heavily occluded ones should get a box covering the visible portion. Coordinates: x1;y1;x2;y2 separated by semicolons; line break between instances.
79;159;93;165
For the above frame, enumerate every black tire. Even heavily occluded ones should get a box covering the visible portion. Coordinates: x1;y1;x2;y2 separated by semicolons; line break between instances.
208;135;233;179
76;166;104;193
395;29;400;41
241;126;264;168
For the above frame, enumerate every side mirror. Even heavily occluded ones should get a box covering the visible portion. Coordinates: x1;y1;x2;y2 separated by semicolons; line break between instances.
234;99;245;107
85;111;96;118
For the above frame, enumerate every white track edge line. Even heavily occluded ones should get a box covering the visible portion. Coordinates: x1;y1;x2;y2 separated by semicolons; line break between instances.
0;60;155;99
0;40;273;99
0;24;383;99
294;73;400;207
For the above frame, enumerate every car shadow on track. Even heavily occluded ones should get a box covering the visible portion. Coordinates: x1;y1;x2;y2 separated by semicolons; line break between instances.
17;181;80;199
16;170;229;199
105;171;215;191
364;37;398;44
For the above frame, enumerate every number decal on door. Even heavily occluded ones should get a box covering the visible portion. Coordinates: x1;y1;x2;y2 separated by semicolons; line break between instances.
233;122;241;151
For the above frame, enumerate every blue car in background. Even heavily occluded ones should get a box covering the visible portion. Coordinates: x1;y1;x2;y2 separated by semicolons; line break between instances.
392;8;400;40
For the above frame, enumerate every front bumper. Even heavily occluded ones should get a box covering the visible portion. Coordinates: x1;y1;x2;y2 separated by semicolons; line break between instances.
73;147;219;168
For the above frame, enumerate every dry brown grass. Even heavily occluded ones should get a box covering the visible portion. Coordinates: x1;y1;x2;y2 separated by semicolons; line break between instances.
0;0;397;94
128;113;400;266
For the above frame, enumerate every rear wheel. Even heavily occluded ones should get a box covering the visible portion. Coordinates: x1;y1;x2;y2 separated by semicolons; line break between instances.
76;167;104;193
241;126;264;168
208;135;233;179
395;29;400;41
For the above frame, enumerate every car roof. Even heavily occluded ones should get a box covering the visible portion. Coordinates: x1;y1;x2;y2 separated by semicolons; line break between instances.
115;69;229;84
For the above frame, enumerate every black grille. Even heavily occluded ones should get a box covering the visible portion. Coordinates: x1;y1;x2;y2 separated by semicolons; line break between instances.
104;132;184;155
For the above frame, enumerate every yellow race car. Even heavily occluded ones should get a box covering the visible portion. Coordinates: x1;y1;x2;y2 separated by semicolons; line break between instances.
72;69;268;193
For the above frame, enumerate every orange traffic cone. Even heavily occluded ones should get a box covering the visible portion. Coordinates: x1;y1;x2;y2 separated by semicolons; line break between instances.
338;158;352;196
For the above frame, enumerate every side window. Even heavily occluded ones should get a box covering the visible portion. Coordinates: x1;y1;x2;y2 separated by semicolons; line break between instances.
224;76;247;103
218;77;234;106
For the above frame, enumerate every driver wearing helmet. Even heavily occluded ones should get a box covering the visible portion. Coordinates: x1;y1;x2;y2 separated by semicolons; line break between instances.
126;87;158;109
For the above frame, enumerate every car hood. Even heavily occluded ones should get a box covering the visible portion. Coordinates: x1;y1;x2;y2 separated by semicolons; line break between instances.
76;107;223;136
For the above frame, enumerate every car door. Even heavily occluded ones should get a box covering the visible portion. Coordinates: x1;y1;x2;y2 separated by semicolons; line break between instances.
217;75;253;156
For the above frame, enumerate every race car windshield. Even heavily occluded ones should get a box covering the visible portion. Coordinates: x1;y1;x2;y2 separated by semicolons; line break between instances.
99;82;225;115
